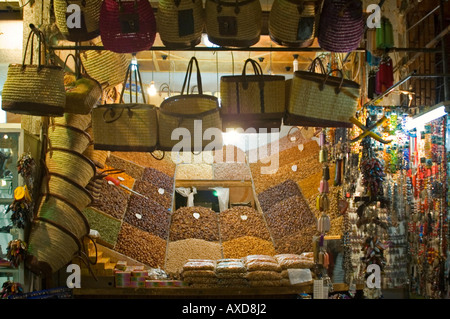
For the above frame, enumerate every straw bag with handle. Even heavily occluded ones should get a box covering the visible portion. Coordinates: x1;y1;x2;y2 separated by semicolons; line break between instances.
63;53;102;115
220;58;285;130
91;61;159;152
80;41;129;89
268;0;319;48
54;0;102;42
157;0;205;49
205;0;262;48
159;57;223;152
2;25;66;117
99;0;157;53
284;58;360;128
317;0;364;53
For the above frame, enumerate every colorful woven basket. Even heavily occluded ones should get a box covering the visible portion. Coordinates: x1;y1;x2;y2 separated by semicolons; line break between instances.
159;57;223;152
157;0;205;49
268;0;319;48
205;0;262;47
54;0;102;42
99;0;157;53
220;58;286;130
317;0;364;53
2;25;65;117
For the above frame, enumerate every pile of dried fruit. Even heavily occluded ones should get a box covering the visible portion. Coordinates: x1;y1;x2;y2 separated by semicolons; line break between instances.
169;206;219;241
219;206;271;241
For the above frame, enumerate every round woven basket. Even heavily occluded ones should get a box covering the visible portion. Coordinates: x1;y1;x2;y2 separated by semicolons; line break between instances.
48;123;93;154
36;194;90;239
27;218;83;273
52;113;92;131
54;0;102;42
80;43;129;89
317;0;364;53
44;172;93;211
46;147;96;188
157;0;205;49
205;0;262;48
85;177;103;202
268;0;318;48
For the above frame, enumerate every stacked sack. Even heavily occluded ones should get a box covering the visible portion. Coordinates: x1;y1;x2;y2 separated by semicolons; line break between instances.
181;259;218;288
243;255;282;287
27;112;97;274
275;253;315;286
216;259;248;287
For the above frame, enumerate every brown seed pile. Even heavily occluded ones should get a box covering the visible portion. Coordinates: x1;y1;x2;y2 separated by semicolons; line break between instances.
90;178;129;219
213;162;252;180
141;167;174;193
132;179;173;209
250;141;321;194
115;222;167;268
257;179;302;213
219;206;271;241
273;225;317;254
169;206;219;241
176;164;213;180
124;195;171;239
106;154;145;180
264;195;316;240
111;151;176;176
165;238;222;278
222;236;276;259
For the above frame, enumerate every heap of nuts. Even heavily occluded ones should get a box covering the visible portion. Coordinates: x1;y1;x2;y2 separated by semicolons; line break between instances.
219;206;271;241
90;178;129;220
141;167;175;193
264;195;316;240
124;195;171;239
257;179;302;213
169;206;219;241
115;222;167;268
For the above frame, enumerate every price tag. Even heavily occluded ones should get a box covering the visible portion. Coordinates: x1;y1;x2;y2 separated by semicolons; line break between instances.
193;212;200;219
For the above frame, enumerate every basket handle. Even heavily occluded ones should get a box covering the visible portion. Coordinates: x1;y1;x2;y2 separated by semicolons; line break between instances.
241;58;264;90
308;57;327;74
181;56;203;95
319;69;345;94
22;24;47;69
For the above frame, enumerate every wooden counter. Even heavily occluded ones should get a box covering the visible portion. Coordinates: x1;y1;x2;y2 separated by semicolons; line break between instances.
72;283;360;299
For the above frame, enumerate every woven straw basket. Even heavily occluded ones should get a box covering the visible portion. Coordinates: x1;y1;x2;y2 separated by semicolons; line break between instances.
205;0;262;47
27;217;83;273
47;123;93;154
268;0;318;48
83;126;109;168
44;172;93;211
284;58;360;128
317;0;364;53
52;113;92;131
157;0;205;49
46;147;96;188
80;42;129;89
37;194;90;239
220;58;285;130
2;27;65;117
159;57;222;152
54;0;102;42
92;62;158;152
92;104;159;151
85;177;103;202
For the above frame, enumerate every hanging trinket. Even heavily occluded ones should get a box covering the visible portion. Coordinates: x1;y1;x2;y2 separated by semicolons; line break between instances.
6;239;27;268
5;185;33;229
